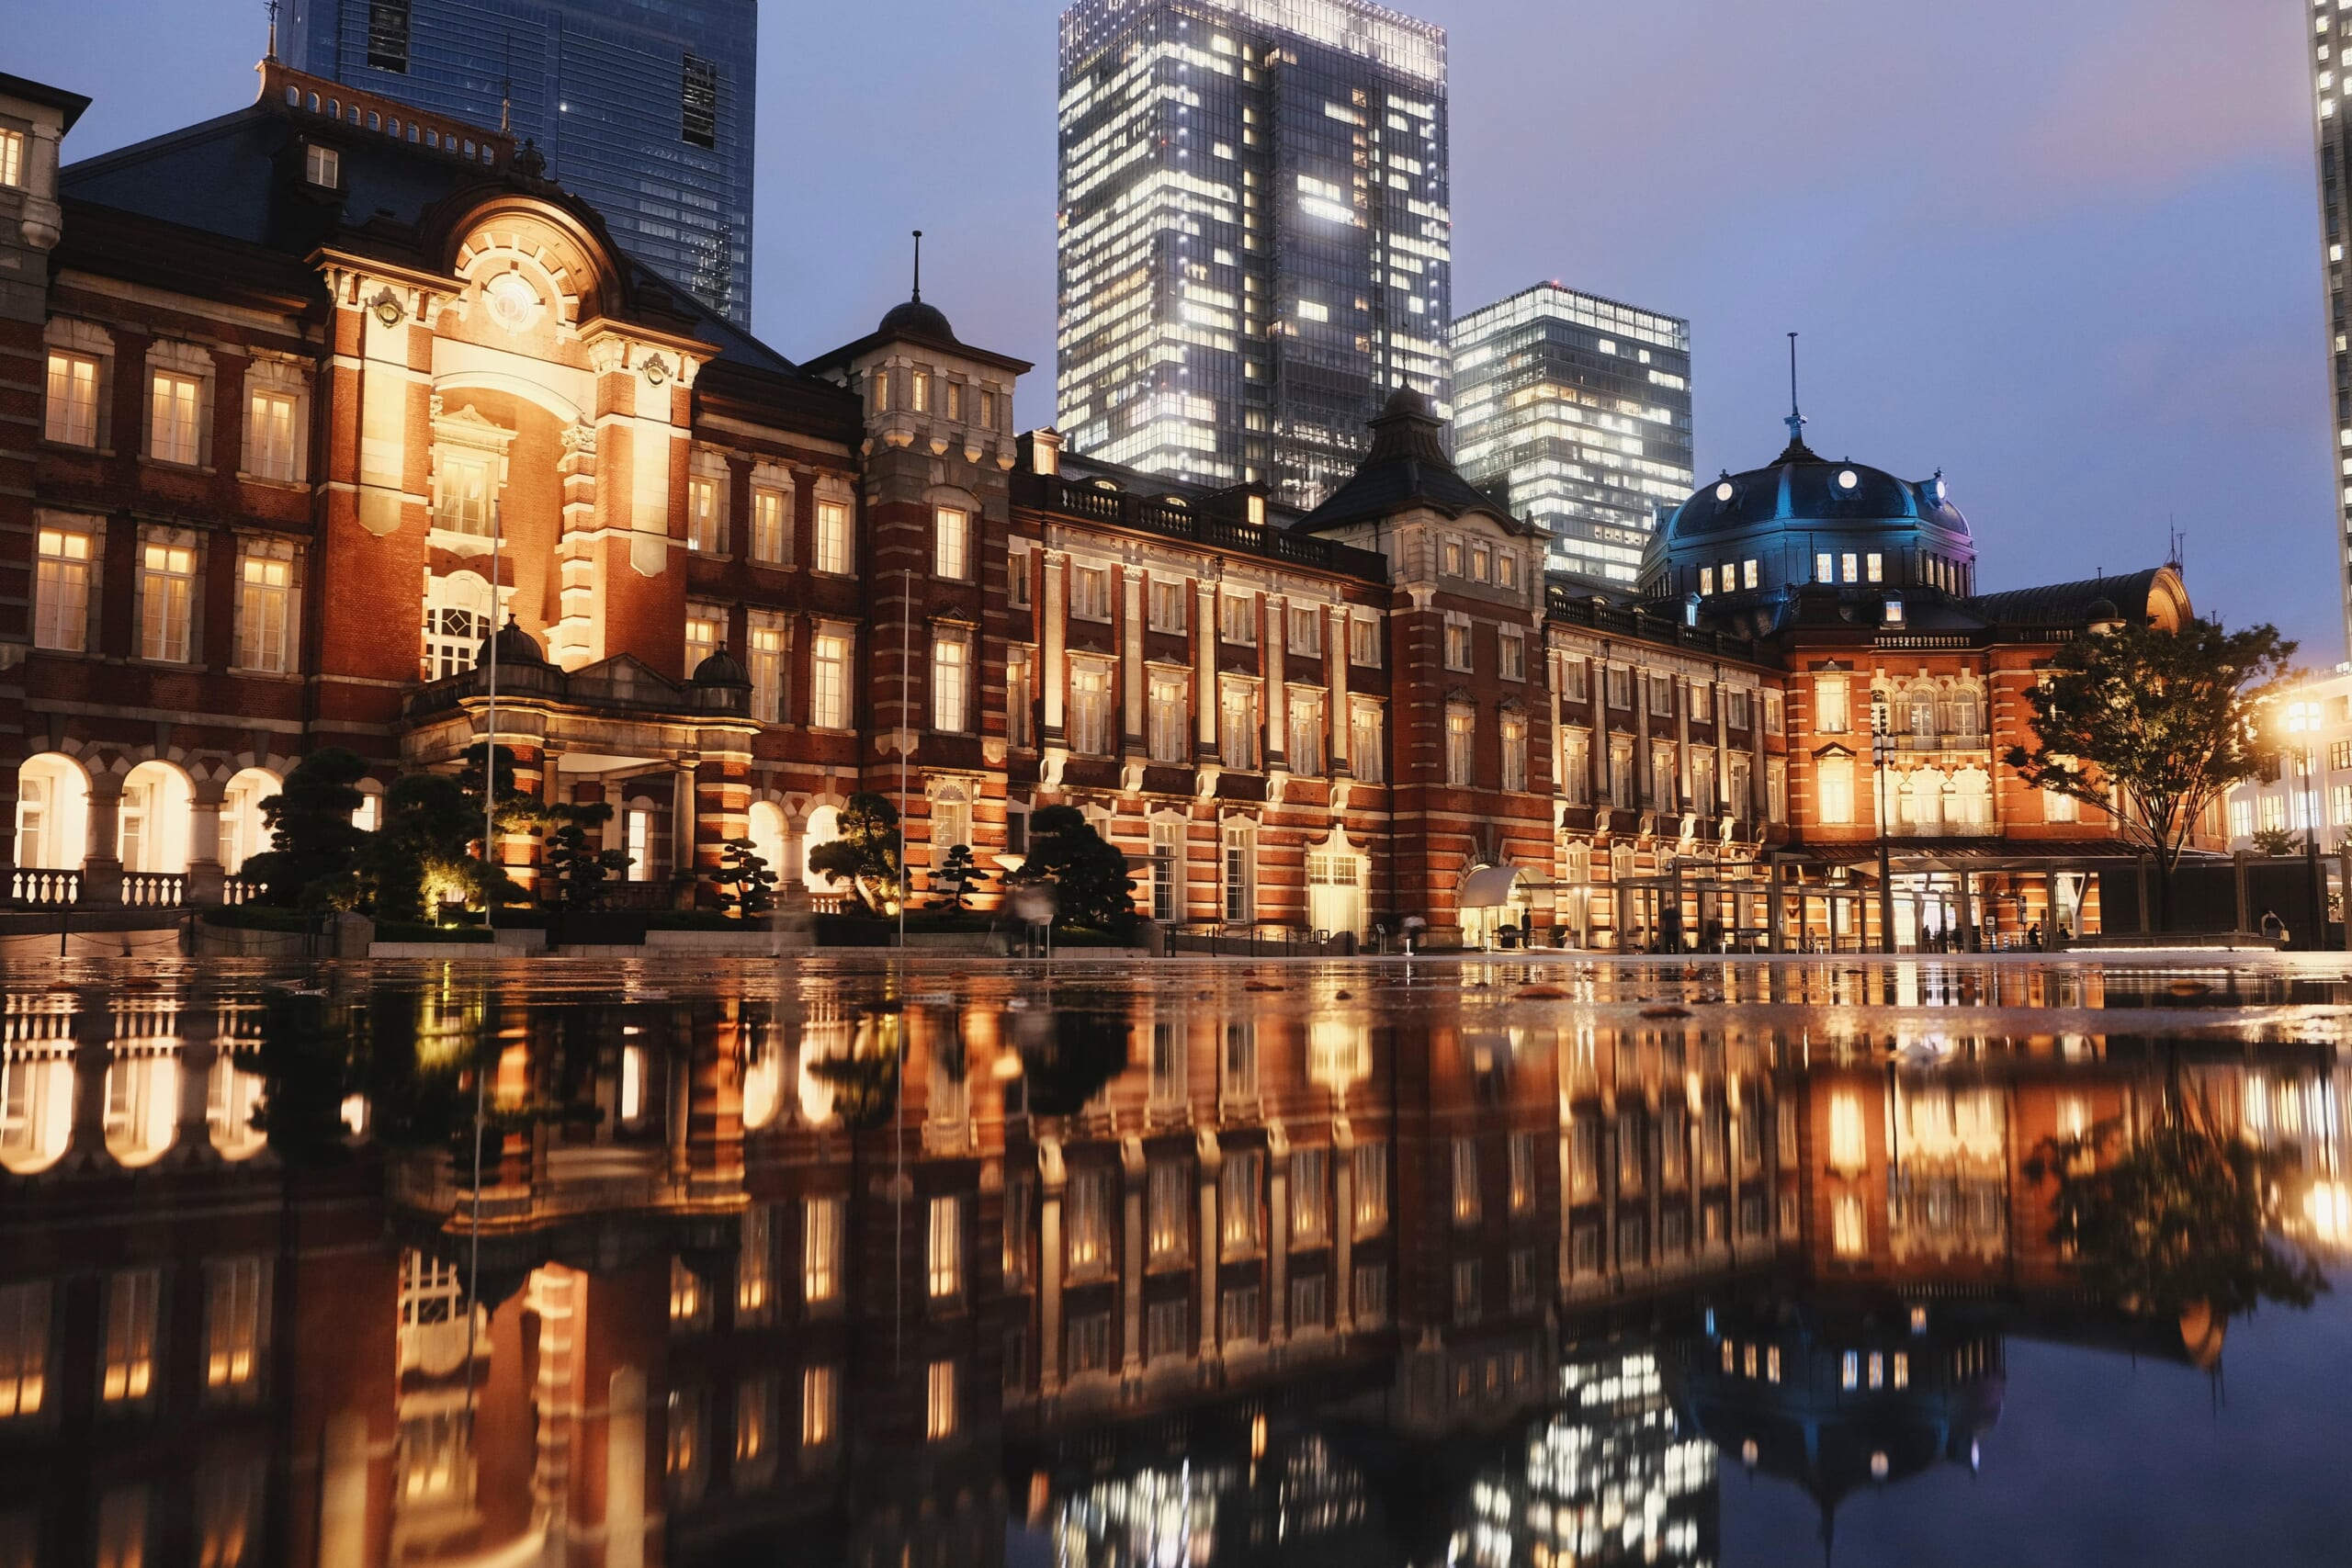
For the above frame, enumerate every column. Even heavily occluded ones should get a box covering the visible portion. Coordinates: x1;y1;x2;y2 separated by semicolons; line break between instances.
1263;593;1287;770
605;1367;648;1568
185;790;223;903
1331;1119;1355;1333
1120;1135;1145;1383
1195;1130;1223;1367
1265;1122;1290;1348
672;765;696;902
82;774;124;907
1039;1140;1065;1397
1326;603;1351;775
1042;551;1068;744
1675;677;1692;812
1194;581;1219;762
1632;667;1651;813
1121;567;1146;755
173;1012;219;1164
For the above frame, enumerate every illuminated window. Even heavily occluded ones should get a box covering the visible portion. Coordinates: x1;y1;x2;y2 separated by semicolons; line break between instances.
1290;1146;1329;1244
235;540;296;672
684;604;720;677
1451;1137;1481;1224
930;635;969;733
1498;627;1525;681
747;616;786;724
1842;1351;1860;1390
34;524;93;652
1829;1092;1866;1171
686;473;724;553
45;351;101;446
1071;565;1113;621
814;499;853;573
810;631;851;728
669;1255;710;1334
1817;756;1856;825
102;1268;161;1404
1842;553;1860;584
1287;603;1323;656
738;1205;774;1324
203;1258;269;1401
800;1364;836;1447
0;1281;50;1419
1148;1159;1189;1261
304;141;340;186
1070;662;1114;754
1508;1131;1536;1216
665;1384;706;1496
750;486;788;563
1500;714;1528;792
1148;675;1189;764
1349;615;1382;667
1149;577;1187;632
733;1372;775;1476
1893;1351;1909;1389
1068;1167;1112;1280
1444;705;1476;786
244;388;300;481
1221;1149;1263;1256
1352;1143;1389;1235
1218;682;1261;770
1350;702;1385;783
933;506;970;580
1866;552;1883;583
1287;692;1326;776
910;372;931;414
1442;618;1472;671
924;1359;956;1439
802;1196;842;1306
1834;1192;1866;1258
1220;592;1258;644
149;369;204;465
138;528;197;662
0;128;22;187
1006;649;1034;750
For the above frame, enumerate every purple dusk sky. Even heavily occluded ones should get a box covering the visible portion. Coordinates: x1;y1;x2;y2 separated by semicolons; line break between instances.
14;0;2339;657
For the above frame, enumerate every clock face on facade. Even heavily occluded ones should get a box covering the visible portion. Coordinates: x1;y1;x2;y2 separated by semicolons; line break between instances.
482;270;544;334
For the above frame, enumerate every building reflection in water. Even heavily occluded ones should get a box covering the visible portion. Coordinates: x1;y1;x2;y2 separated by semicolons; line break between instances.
0;961;2343;1567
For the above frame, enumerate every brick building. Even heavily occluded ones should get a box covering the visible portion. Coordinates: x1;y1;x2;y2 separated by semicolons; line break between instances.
0;63;2213;950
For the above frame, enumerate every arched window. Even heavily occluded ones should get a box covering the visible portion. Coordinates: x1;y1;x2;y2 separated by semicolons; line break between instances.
422;572;494;681
932;784;971;853
747;801;786;882
1816;756;1856;825
801;804;842;892
219;768;282;874
1945;686;1983;739
16;753;90;870
1951;769;1994;829
119;761;194;874
1907;685;1938;739
1907;768;1947;830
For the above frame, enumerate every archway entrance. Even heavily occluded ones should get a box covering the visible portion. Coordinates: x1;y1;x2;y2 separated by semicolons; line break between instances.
1306;846;1368;941
1460;864;1540;950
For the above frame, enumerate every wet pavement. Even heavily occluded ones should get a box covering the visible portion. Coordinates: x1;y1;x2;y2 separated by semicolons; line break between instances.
1;953;2346;1567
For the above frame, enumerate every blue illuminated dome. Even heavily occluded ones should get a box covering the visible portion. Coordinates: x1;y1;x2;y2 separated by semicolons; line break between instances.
1641;419;1976;634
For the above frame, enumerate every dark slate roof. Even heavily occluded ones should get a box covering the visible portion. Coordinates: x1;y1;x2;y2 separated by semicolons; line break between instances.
57;70;820;387
1296;389;1529;536
1966;567;2167;627
0;72;92;132
1663;443;1968;544
803;290;1033;377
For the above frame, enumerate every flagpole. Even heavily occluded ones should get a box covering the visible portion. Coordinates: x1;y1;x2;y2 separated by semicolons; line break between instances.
483;500;501;933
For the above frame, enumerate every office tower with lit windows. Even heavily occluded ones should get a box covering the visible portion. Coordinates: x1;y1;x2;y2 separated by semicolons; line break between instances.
2312;7;2352;655
1057;0;1452;510
282;0;756;326
1450;284;1692;584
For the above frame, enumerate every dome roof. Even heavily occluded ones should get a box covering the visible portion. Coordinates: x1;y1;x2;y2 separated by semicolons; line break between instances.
477;616;548;668
692;643;750;687
878;296;956;343
1663;439;1969;546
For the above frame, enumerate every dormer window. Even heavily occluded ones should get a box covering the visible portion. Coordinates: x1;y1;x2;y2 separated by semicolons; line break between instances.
1884;596;1905;626
305;143;341;189
1442;538;1464;576
1838;468;1860;491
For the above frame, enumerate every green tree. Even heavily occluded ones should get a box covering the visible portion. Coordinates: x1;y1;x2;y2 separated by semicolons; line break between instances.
363;773;503;922
807;792;903;913
929;842;989;912
543;801;629;909
2251;826;2301;858
1010;805;1135;933
709;838;778;917
2006;616;2295;926
241;747;368;908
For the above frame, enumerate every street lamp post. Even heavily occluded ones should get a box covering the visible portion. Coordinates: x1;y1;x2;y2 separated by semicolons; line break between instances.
1872;694;1895;953
2286;698;2325;951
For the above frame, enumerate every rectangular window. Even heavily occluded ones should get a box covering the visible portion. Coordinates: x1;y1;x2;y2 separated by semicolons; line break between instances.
931;636;968;733
245;389;300;481
235;541;294;673
1471;544;1491;582
1866;552;1884;583
2045;786;2079;824
1149;826;1182;924
1726;688;1752;728
1442;537;1465;575
747;618;786;724
945;381;965;423
1509;1247;1539;1314
1291;1272;1328;1333
910;372;932;414
102;1268;161;1404
1445;706;1476;787
1002;1175;1032;1288
1068;1168;1113;1280
1287;692;1326;776
1069;662;1114;755
1353;1262;1389;1327
1352;1143;1388;1235
1222;1019;1258;1100
927;1196;962;1301
1287;604;1323;657
1290;1146;1329;1245
0;128;24;188
933;507;970;580
204;1257;269;1401
1834;1192;1866;1258
747;486;787;564
1817;756;1857;825
139;531;197;662
814;500;853;573
1148;674;1189;763
1767;758;1789;823
802;1196;842;1306
45;351;101;446
1008;548;1032;608
1069;565;1112;621
1691;750;1716;813
1219;682;1261;771
1816;551;1834;583
681;53;718;148
1220;592;1257;645
687;474;724;552
1611;741;1636;805
738;1206;774;1325
1500;715;1528;792
1350;703;1385;783
1005;649;1034;750
150;370;204;465
1815;672;1851;733
1842;552;1860;584
0;1282;50;1420
1349;615;1382;667
1452;1137;1481;1225
1219;1285;1261;1346
684;604;720;679
1499;551;1520;590
810;632;851;728
434;452;492;536
1443;618;1472;671
1649;674;1675;716
801;1365;836;1448
1498;627;1525;682
1223;823;1256;922
1728;755;1752;817
1149;578;1188;632
734;1373;775;1474
1560;659;1589;702
1508;1132;1536;1217
1147;1299;1189;1360
1563;730;1591;805
1453;1258;1483;1325
366;0;412;71
1148;1159;1189;1261
35;524;93;652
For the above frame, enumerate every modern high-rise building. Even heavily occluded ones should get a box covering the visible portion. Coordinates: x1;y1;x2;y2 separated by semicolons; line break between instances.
1450;284;1692;584
1057;0;1452;511
2312;12;2352;657
282;0;756;326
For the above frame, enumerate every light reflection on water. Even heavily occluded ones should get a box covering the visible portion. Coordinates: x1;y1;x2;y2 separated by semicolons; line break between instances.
0;956;2346;1568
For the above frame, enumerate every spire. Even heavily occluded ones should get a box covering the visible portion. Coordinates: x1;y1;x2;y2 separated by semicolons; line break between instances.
1779;331;1818;462
500;33;513;135
265;0;279;61
911;230;923;302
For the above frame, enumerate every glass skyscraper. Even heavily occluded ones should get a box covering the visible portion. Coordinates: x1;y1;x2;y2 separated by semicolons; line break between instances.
1057;0;1451;511
2312;13;2352;656
283;0;755;326
1450;284;1692;585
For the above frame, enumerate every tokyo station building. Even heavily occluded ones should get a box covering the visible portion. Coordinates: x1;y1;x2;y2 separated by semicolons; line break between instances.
0;63;2211;950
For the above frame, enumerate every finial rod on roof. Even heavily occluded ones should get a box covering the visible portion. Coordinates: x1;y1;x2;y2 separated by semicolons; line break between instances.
1786;331;1807;451
911;230;923;303
265;0;279;61
500;33;513;134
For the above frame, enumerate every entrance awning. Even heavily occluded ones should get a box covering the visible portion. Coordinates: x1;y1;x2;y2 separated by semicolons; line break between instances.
1461;864;1549;908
